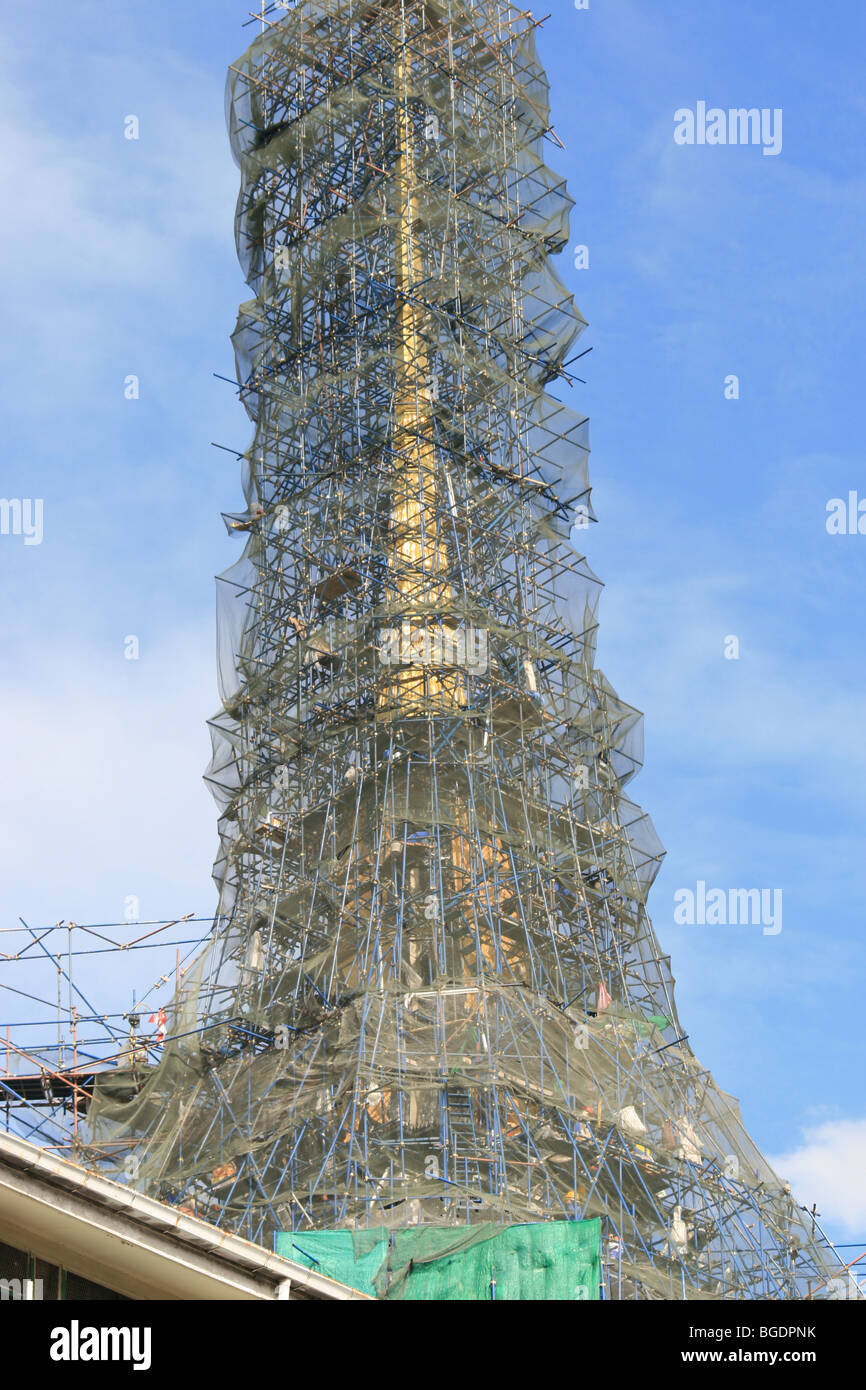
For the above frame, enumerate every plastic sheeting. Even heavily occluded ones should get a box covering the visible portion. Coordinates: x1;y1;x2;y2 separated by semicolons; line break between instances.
276;1218;601;1300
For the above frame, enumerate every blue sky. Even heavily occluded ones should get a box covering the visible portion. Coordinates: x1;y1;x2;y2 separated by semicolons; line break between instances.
1;0;864;1244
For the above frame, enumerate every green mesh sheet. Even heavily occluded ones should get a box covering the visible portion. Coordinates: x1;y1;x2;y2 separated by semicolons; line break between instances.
276;1219;601;1301
278;1229;387;1297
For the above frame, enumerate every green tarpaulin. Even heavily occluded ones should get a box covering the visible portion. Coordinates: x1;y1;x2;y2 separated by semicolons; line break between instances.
276;1219;601;1300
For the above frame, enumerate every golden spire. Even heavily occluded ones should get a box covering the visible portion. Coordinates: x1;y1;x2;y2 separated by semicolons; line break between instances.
383;25;462;715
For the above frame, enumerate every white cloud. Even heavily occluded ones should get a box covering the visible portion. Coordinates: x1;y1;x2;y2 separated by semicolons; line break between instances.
0;45;234;288
0;630;219;931
771;1118;866;1238
0;32;240;400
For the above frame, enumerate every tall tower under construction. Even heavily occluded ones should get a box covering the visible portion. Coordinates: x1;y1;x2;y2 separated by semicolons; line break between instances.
88;0;851;1300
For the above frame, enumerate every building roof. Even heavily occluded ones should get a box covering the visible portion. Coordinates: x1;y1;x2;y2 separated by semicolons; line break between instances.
0;1131;368;1301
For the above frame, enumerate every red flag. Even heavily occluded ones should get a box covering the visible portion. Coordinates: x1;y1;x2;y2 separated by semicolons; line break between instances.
149;1007;167;1044
598;981;612;1012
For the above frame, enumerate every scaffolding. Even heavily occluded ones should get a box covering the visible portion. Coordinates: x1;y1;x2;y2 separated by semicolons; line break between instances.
0;916;206;1159
57;0;858;1297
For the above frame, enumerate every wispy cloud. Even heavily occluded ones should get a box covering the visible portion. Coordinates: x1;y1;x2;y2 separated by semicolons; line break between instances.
0;30;239;400
770;1118;866;1240
0;631;218;931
